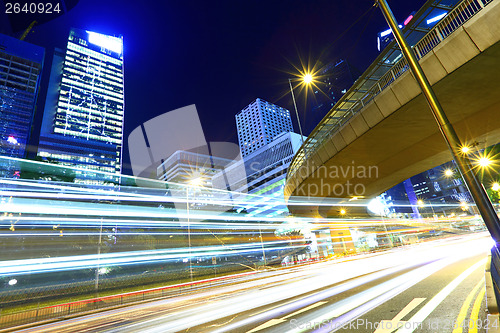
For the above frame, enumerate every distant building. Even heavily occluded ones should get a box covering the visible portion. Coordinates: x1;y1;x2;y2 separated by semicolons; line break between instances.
157;150;233;187
307;60;356;134
385;161;472;217
37;28;124;184
213;132;305;216
236;98;293;157
0;33;44;177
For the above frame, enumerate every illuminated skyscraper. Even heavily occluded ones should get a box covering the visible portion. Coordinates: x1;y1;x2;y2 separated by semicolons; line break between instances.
0;33;44;177
37;28;124;183
236;98;293;157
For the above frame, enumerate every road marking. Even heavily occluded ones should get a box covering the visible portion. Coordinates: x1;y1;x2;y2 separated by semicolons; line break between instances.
247;301;327;333
247;319;285;333
469;288;486;333
452;277;484;333
373;298;426;333
397;258;486;333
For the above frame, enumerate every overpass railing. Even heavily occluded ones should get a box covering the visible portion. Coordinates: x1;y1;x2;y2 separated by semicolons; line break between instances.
287;0;493;185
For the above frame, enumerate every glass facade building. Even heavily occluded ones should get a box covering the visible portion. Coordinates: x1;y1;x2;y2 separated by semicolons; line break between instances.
37;28;124;183
213;132;305;217
236;98;293;157
0;33;44;177
308;59;356;134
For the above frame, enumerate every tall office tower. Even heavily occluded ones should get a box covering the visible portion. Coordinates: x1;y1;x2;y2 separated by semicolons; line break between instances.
308;59;356;133
213;132;305;216
0;33;44;177
37;28;124;183
236;98;293;157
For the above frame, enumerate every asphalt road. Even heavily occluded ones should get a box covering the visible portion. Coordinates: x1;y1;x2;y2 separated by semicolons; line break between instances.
15;233;494;333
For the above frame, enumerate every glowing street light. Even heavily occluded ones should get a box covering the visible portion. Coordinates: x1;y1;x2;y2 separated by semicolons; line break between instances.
303;73;313;84
444;169;453;177
461;146;471;154
492;183;500;191
189;177;203;187
477;156;492;168
340;208;346;216
417;199;424;207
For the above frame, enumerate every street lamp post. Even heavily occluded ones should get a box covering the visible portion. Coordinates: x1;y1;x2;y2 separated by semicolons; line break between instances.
288;78;305;146
258;221;267;267
186;186;193;282
288;74;314;146
186;177;204;282
376;0;500;241
95;218;103;292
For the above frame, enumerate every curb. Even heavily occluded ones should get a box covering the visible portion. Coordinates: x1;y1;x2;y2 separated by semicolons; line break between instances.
485;254;500;333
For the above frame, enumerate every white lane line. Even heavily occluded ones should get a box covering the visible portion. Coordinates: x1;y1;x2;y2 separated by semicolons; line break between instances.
373;298;426;333
247;301;328;333
287;257;456;333
396;258;486;333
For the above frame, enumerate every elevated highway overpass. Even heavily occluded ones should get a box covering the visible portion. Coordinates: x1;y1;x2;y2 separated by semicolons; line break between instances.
285;0;500;217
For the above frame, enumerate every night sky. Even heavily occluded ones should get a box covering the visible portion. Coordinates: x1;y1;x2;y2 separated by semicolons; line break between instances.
6;0;425;175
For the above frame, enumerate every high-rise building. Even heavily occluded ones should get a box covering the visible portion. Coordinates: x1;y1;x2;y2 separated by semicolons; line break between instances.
213;132;305;217
385;161;472;217
37;28;124;183
0;33;44;177
236;98;293;157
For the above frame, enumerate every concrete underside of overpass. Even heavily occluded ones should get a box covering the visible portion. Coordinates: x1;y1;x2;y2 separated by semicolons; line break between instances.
286;2;500;217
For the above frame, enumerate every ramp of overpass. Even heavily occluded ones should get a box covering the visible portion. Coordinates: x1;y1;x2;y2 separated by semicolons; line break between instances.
284;0;500;217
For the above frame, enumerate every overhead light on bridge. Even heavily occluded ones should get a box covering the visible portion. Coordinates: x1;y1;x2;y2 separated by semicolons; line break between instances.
460;146;471;154
477;157;492;168
426;12;447;25
492;183;500;191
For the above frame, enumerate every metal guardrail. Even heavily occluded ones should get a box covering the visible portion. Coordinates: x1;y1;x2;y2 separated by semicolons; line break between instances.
287;0;493;185
0;271;257;330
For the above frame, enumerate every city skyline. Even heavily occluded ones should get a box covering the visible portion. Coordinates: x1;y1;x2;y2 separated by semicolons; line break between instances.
0;0;423;175
1;0;499;330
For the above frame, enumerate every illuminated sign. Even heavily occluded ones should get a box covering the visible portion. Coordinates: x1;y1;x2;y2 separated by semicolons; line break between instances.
87;31;123;54
404;15;414;26
7;136;18;145
377;12;415;51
